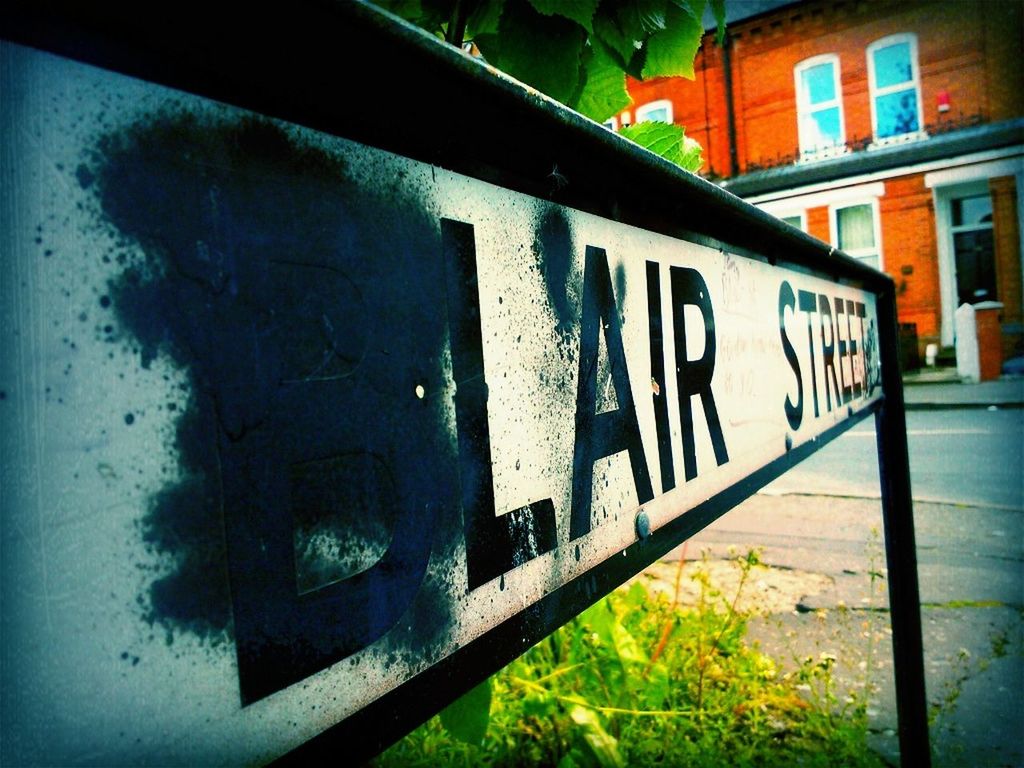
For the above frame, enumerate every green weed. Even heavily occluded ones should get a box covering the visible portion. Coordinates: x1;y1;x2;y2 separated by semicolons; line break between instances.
374;550;886;767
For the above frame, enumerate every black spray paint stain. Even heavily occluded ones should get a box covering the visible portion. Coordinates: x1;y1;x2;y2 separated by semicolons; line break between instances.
290;452;395;595
533;204;580;339
141;400;229;642
613;261;628;316
84;109;462;691
87;112;366;645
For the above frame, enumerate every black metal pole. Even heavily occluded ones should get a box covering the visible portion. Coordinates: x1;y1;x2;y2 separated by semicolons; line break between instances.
874;284;931;766
721;33;739;179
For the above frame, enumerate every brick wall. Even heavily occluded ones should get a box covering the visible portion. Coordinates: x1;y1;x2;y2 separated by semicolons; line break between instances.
622;41;733;177
990;176;1023;358
792;172;943;353
983;2;1024;124
725;0;1019;171
879;174;940;347
618;0;1022;360
805;205;830;244
624;0;1024;175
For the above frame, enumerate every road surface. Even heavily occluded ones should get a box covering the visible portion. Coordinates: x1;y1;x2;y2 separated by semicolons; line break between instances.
679;406;1024;766
763;408;1024;510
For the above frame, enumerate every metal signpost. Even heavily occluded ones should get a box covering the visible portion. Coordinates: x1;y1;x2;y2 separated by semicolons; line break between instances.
1;2;929;764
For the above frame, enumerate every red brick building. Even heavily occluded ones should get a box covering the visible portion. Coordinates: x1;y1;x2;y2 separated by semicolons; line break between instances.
613;0;1023;363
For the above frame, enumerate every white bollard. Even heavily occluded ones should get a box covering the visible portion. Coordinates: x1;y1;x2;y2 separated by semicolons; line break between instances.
955;303;980;382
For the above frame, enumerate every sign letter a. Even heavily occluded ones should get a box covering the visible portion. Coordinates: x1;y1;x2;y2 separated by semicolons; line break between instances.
569;247;654;542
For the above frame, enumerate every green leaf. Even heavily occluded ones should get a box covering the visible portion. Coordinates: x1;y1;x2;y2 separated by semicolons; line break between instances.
592;7;636;67
414;0;456;34
625;47;647;81
570;706;626;768
528;0;600;33
439;677;492;746
476;0;587;104
623;580;648;609
580;598;617;646
619;121;703;171
669;0;702;23
371;0;423;21
612;619;647;666
682;132;706;172
709;0;727;45
593;0;668;68
466;0;505;38
618;0;670;36
523;689;556;718
474;30;502;59
573;41;632;122
642;662;671;710
642;0;705;79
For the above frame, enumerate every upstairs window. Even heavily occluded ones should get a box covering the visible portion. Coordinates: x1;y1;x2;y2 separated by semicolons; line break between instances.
794;55;845;159
868;35;924;143
635;100;673;124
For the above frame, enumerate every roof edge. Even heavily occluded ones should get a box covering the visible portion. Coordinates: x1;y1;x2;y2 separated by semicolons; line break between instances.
721;118;1024;197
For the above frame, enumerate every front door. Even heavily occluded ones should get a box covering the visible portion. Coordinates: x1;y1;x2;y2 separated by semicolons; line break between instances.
951;192;997;305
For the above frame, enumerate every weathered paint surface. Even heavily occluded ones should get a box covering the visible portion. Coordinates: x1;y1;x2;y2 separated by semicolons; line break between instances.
0;44;881;764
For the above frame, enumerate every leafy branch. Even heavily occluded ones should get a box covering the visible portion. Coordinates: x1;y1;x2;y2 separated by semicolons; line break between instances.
373;0;726;171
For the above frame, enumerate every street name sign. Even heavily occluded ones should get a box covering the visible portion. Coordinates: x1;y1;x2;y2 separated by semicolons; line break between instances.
0;2;928;765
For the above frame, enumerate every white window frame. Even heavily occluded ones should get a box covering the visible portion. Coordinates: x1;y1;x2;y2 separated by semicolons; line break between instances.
927;157;1024;346
829;198;884;271
755;181;886;212
778;211;807;232
758;207;807;232
635;99;673;124
602;116;619;131
794;54;847;161
867;34;926;147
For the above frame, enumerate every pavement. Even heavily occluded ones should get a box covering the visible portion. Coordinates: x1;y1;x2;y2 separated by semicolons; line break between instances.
572;367;1011;764
663;493;1024;768
646;371;1024;765
901;368;1024;410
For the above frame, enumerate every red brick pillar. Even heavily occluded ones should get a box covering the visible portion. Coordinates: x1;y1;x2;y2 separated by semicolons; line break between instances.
975;302;1004;381
989;176;1021;359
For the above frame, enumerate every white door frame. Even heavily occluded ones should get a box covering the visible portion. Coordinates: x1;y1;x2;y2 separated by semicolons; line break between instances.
925;155;1024;347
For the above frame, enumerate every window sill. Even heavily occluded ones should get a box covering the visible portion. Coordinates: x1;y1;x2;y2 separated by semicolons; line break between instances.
868;130;929;150
796;145;851;164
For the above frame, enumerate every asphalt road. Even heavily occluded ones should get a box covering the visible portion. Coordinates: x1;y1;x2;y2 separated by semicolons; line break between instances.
763;408;1024;510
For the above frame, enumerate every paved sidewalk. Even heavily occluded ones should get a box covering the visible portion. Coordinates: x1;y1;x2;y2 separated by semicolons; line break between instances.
902;369;1024;410
665;493;1024;767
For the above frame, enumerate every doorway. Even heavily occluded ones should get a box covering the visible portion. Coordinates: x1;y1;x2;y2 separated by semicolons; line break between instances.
950;192;996;305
